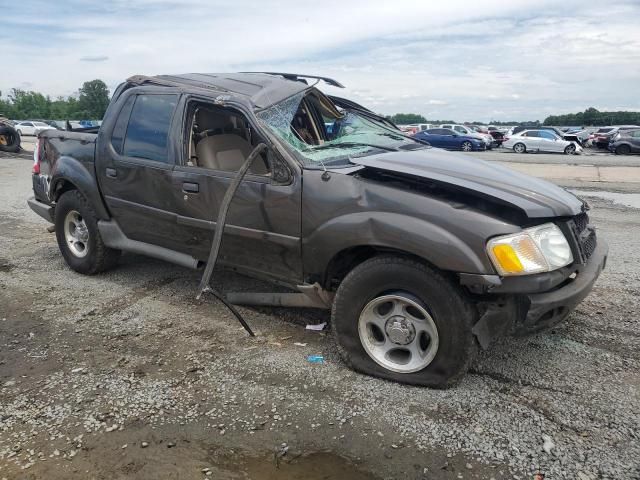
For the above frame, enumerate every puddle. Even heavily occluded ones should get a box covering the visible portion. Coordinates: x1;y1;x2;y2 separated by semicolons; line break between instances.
217;452;378;480
570;190;640;209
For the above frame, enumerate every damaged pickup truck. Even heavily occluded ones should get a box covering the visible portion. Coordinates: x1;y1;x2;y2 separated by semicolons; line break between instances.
28;73;607;387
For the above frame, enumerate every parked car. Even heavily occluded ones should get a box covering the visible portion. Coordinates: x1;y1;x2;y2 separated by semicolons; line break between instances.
609;128;640;155
398;124;419;135
503;129;582;154
406;123;435;132
440;124;493;149
414;128;486;151
593;126;640;149
510;125;584;145
469;125;504;146
592;127;618;148
14;121;54;136
27;72;607;388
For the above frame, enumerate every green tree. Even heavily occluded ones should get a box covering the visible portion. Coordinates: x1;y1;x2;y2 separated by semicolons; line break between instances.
389;113;428;124
77;80;110;119
9;89;51;119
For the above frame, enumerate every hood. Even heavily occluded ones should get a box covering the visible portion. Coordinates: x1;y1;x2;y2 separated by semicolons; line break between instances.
351;149;584;218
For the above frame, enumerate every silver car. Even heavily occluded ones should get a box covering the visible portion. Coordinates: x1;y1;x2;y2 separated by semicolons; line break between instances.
503;129;582;154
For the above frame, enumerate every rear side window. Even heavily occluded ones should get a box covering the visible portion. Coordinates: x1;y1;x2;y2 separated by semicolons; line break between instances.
110;95;135;154
123;94;178;163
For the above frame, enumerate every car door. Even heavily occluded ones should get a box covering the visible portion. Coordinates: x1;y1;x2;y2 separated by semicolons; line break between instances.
96;88;192;251
169;97;303;283
538;130;562;152
21;122;35;135
521;131;540;150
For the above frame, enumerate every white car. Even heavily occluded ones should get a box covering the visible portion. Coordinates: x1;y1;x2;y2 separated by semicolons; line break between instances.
14;121;53;136
440;124;493;148
503;129;582;154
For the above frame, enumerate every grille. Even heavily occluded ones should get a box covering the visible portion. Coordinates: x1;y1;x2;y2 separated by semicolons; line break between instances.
568;211;596;262
573;212;589;232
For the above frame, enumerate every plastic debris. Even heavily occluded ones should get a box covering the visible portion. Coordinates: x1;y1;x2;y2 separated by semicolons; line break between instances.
293;342;307;347
307;355;324;364
305;322;327;331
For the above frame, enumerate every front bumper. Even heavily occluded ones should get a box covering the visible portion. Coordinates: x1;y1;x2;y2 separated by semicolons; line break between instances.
516;239;607;334
468;239;608;347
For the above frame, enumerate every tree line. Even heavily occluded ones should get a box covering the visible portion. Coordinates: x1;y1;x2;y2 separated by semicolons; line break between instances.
0;80;110;121
542;107;640;126
388;113;541;126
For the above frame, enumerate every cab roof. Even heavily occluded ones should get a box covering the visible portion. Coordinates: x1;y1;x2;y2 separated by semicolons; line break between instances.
125;72;344;110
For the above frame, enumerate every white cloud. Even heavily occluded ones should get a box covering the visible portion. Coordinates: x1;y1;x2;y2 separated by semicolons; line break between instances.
1;0;638;121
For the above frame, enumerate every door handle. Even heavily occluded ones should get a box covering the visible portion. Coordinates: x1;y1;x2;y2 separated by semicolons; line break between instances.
182;182;199;193
106;168;117;178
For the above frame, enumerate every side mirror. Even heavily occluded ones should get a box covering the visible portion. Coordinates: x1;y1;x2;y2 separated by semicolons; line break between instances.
267;147;293;186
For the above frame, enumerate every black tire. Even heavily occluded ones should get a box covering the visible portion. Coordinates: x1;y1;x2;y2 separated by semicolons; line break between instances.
564;144;576;155
513;142;526;153
331;256;478;388
54;190;120;274
615;144;631;155
0;126;21;153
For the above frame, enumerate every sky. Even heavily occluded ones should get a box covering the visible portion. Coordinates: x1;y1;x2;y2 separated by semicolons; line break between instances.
1;0;639;122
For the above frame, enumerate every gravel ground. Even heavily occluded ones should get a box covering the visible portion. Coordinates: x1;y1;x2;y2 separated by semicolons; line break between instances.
1;155;639;480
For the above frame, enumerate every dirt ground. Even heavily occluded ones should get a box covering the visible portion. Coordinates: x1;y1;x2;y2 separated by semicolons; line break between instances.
1;155;639;480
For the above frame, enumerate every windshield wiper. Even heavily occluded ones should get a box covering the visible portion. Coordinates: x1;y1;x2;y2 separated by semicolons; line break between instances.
310;142;399;152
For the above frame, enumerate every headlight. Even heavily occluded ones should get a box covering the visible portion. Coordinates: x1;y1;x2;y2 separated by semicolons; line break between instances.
487;223;573;276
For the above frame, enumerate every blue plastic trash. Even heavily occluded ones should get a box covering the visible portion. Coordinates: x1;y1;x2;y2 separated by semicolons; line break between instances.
307;354;324;364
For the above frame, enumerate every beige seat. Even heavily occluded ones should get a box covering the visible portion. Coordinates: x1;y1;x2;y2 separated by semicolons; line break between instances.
195;134;268;175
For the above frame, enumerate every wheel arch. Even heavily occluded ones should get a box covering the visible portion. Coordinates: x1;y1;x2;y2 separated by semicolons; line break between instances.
306;212;491;290
50;156;110;220
322;244;461;291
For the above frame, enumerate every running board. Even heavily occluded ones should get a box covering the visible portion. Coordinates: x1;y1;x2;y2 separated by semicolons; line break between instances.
225;283;334;309
98;220;200;270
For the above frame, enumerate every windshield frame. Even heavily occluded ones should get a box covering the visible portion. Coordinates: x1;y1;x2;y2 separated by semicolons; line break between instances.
257;90;428;170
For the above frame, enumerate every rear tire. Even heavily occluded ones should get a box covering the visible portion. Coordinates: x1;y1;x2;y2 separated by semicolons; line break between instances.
615;144;631;155
331;256;478;388
513;143;526;153
55;190;120;274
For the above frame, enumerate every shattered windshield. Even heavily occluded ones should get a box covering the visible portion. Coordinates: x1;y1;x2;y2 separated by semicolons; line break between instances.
257;91;426;168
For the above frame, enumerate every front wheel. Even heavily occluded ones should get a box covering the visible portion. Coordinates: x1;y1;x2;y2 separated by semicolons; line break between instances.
55;190;120;274
513;142;526;153
331;256;478;388
564;144;577;155
461;141;473;152
615;144;631;155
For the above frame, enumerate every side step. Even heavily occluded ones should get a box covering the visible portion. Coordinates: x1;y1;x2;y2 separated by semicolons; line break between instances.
225;283;334;309
98;220;199;270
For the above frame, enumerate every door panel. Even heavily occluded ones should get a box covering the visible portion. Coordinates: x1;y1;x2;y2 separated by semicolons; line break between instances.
96;90;191;251
171;166;303;282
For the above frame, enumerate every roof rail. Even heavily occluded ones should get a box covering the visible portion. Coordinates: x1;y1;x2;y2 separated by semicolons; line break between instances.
240;72;345;88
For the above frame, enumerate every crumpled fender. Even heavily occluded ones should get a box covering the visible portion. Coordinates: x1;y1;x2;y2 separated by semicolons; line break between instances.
303;211;490;277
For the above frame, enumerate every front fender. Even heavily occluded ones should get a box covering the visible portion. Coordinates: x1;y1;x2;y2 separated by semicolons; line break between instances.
50;156;110;220
303;211;491;277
